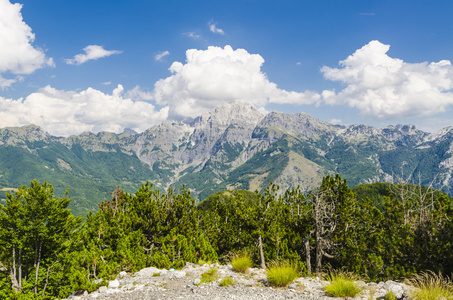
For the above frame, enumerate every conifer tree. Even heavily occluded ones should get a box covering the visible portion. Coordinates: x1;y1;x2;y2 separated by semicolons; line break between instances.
0;179;82;299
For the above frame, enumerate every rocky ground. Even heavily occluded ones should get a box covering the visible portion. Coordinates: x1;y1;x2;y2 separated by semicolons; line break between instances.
65;263;414;300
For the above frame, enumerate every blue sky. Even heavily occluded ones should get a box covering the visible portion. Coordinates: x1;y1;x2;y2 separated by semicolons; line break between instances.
1;0;453;136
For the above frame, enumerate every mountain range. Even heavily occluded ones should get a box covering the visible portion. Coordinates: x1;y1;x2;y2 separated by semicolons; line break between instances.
1;101;452;215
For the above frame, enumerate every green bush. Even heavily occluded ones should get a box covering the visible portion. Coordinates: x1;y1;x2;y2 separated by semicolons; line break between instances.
405;271;453;300
266;262;299;287
231;253;253;273
323;270;362;298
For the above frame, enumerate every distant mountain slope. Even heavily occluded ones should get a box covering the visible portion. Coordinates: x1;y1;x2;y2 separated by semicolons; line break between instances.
0;101;452;215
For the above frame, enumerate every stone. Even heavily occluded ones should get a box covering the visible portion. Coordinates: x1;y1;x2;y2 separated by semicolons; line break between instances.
288;283;297;290
137;266;163;277
170;270;187;279
193;278;201;285
108;279;120;289
118;271;127;278
98;286;108;293
384;280;405;299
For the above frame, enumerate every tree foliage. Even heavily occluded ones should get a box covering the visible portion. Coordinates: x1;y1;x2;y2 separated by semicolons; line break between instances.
1;176;453;298
0;180;82;299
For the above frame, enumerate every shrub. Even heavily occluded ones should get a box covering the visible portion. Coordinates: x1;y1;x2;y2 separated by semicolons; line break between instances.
231;253;253;273
323;270;362;298
266;262;299;287
405;271;453;300
219;276;236;287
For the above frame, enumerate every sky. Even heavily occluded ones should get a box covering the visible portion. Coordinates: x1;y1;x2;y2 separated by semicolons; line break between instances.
1;0;453;136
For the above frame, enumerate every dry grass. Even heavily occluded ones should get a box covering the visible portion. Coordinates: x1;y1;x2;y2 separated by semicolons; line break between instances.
384;290;397;300
231;253;253;273
405;271;453;300
219;276;236;287
266;261;299;287
323;269;363;298
200;267;218;284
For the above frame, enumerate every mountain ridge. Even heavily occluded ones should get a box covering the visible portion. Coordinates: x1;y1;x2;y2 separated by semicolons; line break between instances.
1;101;452;215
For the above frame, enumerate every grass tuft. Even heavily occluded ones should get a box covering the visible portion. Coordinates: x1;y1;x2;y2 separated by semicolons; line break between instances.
405;271;453;300
323;269;362;298
219;276;236;287
200;267;218;284
197;259;212;266
384;290;397;300
266;261;299;287
231;253;253;273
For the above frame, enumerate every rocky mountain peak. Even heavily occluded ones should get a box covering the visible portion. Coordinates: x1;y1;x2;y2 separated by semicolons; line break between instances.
380;124;427;146
425;126;453;143
338;124;380;137
258;111;336;139
0;124;53;146
122;128;138;135
193;101;264;128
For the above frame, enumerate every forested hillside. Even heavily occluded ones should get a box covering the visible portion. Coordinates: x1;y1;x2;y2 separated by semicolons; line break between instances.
0;102;453;216
1;176;452;299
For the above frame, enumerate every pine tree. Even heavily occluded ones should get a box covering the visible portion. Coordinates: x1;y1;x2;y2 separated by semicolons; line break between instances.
0;179;82;299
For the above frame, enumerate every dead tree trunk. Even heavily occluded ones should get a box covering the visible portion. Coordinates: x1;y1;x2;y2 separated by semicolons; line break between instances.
10;245;20;292
18;247;22;291
311;190;337;278
315;238;323;278
259;235;266;269
304;232;311;274
34;239;43;294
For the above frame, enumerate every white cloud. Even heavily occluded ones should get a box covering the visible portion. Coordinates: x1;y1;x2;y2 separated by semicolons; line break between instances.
125;85;153;101
183;32;200;39
0;0;53;88
65;45;122;65
208;21;225;35
152;45;320;119
155;50;170;62
0;76;18;89
0;85;169;136
321;40;453;119
330;118;342;125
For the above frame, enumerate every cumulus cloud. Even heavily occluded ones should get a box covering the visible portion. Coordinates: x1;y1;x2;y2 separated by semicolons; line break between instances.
153;45;320;119
0;85;169;136
0;0;53;88
208;21;225;35
321;40;453;119
125;85;153;101
65;45;122;65
155;50;170;62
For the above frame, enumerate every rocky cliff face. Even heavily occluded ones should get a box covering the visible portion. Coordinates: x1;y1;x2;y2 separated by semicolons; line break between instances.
1;101;452;212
